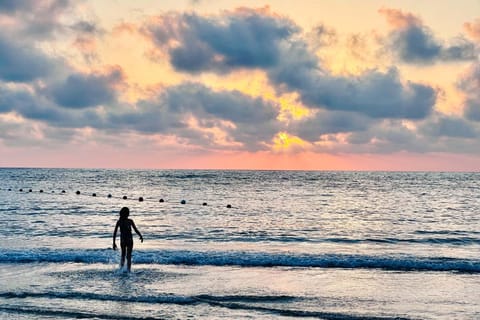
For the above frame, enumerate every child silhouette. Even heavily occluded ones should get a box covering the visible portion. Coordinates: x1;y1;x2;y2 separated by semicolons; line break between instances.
113;207;143;272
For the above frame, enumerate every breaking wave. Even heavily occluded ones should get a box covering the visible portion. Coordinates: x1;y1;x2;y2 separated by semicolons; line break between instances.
0;248;478;273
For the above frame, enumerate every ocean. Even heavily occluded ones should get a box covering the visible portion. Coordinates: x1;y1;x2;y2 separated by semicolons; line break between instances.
0;168;479;319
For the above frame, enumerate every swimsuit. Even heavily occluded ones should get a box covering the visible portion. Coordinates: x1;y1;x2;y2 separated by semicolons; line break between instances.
118;218;134;247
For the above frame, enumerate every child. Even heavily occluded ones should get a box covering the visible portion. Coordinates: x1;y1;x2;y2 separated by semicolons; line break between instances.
112;207;143;272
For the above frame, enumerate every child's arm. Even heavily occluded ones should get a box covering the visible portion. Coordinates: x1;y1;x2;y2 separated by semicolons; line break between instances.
112;220;119;250
131;220;143;243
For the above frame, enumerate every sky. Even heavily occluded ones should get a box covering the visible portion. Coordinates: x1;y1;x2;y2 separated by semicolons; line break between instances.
0;0;480;171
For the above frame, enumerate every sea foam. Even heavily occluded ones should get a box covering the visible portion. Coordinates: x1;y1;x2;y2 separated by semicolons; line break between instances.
1;248;478;273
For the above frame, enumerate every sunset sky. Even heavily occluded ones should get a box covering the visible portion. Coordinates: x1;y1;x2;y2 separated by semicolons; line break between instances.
1;0;480;170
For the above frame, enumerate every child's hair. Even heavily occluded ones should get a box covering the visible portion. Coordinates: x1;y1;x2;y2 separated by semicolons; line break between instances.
120;207;130;219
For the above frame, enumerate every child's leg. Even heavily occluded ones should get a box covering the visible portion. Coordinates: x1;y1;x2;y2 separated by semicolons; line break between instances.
126;245;133;271
120;244;126;268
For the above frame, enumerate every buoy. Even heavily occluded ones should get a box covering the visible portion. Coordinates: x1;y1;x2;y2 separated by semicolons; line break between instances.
202;202;207;206
19;188;23;192
8;188;11;191
123;196;127;200
62;190;66;193
138;197;144;202
159;198;164;203
39;190;43;193
51;191;55;193
226;204;232;208
107;194;112;198
29;189;32;192
76;191;80;195
181;200;186;204
92;193;96;197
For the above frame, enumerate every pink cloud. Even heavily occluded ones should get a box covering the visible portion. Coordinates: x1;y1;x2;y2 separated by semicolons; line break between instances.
378;7;422;29
464;19;480;42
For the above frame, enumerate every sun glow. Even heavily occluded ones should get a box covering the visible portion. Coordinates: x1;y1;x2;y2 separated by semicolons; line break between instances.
272;131;309;152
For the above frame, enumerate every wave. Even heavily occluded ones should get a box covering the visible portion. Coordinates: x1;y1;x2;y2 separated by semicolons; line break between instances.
0;291;293;305
180;234;480;245
321;236;480;245
0;291;410;320
0;248;478;273
103;231;480;246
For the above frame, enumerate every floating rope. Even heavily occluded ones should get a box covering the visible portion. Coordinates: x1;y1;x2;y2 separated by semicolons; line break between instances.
1;187;235;209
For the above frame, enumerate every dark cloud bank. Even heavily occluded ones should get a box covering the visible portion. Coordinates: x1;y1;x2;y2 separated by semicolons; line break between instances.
140;8;451;150
141;9;438;122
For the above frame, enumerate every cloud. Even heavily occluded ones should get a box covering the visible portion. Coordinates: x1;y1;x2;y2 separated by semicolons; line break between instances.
378;8;422;28
45;67;125;109
292;115;431;154
293;119;423;154
289;107;480;154
70;20;103;35
163;83;278;124
0;82;116;132
328;117;479;154
0;0;100;82
348;121;421;153
111;82;281;150
270;58;437;119
0;86;39;114
419;114;477;138
0;0;102;66
0;113;81;148
464;97;480;121
0;85;76;126
0;0;38;13
2;4;478;158
142;8;437;120
413;114;480;153
458;62;480;121
307;23;337;50
291;110;372;142
0;34;56;82
142;7;299;73
464;19;480;42
0;67;282;151
0;0;114;91
72;36;99;63
379;8;477;64
1;79;281;151
69;19;104;63
0;0;80;39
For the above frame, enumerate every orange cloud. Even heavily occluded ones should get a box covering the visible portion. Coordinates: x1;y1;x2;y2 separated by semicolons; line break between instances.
233;5;274;17
112;22;138;36
378;7;421;28
464;19;480;41
72;36;98;63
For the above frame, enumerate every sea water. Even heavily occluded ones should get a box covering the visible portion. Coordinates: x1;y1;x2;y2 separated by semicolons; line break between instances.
0;168;479;319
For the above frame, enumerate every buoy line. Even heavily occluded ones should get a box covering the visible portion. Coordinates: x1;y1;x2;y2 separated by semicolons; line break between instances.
0;187;235;209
